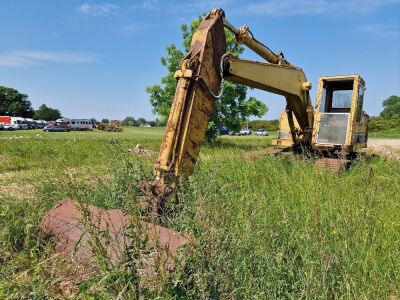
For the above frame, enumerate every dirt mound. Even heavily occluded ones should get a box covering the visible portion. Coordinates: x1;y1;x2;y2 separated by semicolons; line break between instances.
128;144;156;156
244;147;284;160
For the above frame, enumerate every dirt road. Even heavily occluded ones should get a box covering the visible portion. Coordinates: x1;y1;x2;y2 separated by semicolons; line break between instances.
368;139;400;160
368;139;400;148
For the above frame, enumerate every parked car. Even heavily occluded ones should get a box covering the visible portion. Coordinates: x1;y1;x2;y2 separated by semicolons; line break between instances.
43;122;70;132
255;129;269;136
35;120;47;129
239;128;251;135
219;126;229;135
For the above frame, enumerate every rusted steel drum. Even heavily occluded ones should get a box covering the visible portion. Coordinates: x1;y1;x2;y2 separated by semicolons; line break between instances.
41;200;188;269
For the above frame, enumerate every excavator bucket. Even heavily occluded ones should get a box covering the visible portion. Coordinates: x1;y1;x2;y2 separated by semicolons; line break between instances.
41;200;188;270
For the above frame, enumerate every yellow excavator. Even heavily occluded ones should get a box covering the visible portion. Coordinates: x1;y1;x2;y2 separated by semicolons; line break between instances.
42;8;369;267
144;8;369;202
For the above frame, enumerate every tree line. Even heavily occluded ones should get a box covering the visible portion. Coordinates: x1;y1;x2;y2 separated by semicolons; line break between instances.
0;86;161;126
0;86;61;121
120;117;165;127
368;95;400;132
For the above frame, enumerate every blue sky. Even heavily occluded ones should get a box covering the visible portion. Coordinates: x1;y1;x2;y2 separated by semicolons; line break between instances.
0;0;399;120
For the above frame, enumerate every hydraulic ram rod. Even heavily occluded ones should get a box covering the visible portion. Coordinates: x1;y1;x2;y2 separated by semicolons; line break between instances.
222;15;288;65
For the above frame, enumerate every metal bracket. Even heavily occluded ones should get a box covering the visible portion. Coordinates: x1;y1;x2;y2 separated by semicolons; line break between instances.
174;69;193;79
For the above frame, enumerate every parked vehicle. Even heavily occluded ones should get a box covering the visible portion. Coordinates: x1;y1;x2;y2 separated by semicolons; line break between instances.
35;120;47;129
24;118;36;129
0;116;28;129
57;118;93;130
255;129;269;136
96;120;122;132
219;126;229;135
43;122;70;132
1;123;18;130
0;116;11;124
13;117;29;129
239;128;251;135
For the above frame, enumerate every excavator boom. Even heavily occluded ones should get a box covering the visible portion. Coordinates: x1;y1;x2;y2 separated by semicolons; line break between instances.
152;10;226;189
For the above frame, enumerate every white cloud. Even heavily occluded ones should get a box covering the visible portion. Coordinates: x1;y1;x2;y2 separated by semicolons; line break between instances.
131;0;161;11
78;3;118;16
119;23;146;35
0;50;97;68
360;24;400;38
142;0;159;10
172;0;231;12
131;0;231;13
242;0;400;16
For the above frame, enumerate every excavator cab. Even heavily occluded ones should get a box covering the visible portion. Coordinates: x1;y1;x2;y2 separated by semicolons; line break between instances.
312;74;368;153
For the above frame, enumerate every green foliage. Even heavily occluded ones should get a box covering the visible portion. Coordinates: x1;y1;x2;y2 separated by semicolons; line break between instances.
33;104;61;121
368;116;400;132
248;119;280;131
101;118;110;123
380;95;400;118
121;116;137;126
0;86;34;117
137;117;147;125
146;15;267;140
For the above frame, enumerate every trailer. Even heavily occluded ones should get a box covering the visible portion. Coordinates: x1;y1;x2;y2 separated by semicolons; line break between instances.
56;118;93;130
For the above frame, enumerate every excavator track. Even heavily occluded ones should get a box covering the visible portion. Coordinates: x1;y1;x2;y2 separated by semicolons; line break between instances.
315;158;351;173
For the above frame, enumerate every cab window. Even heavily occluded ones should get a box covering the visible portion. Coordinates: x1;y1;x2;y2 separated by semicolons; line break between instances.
319;79;354;113
356;86;365;122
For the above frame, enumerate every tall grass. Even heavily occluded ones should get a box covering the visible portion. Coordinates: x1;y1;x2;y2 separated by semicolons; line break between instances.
0;129;399;298
167;155;400;299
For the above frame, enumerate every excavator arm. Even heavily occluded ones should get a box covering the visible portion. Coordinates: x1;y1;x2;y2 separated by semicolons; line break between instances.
223;58;313;134
143;9;314;204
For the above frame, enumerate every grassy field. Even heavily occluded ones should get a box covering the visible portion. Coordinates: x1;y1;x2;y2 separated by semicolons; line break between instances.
0;128;399;299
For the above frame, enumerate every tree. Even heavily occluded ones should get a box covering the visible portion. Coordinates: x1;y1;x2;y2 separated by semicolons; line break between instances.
101;118;110;124
146;16;267;140
137;118;147;125
148;120;156;127
155;118;166;127
0;86;34;117
121;116;137;126
380;95;400;119
33;104;61;121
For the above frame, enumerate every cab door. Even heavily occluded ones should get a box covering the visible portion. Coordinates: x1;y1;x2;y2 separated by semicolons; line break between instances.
313;75;360;147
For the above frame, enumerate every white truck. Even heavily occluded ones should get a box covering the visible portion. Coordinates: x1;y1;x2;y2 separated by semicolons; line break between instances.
239;128;251;135
0;116;28;129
